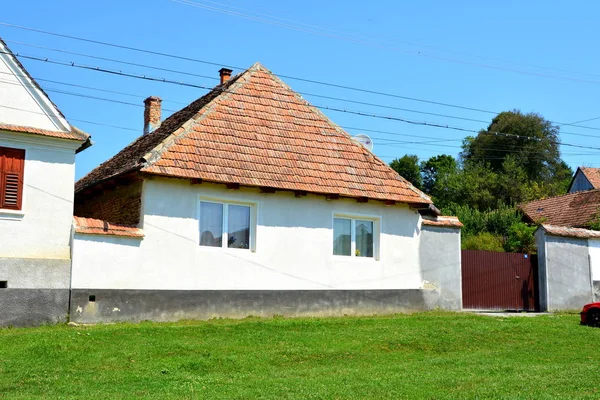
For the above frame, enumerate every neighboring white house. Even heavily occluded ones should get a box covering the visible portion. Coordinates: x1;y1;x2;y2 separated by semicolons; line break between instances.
71;63;462;323
0;39;90;326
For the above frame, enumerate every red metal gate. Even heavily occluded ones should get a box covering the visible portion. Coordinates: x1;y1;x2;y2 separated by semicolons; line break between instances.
461;250;538;311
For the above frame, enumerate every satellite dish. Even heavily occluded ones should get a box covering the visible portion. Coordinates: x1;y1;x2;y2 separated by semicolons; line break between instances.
352;134;374;152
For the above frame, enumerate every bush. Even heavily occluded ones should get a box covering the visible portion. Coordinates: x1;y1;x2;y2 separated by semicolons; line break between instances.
462;232;504;252
504;222;537;253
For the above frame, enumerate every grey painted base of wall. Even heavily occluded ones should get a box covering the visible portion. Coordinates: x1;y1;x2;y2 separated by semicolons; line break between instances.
594;281;600;303
0;257;71;326
0;289;70;327
70;289;440;323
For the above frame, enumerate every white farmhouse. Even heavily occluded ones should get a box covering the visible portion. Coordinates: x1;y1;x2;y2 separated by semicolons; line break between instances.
0;39;90;325
71;64;462;323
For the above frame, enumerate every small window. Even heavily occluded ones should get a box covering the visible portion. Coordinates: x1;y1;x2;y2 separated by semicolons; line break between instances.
200;201;252;250
0;281;7;289
0;147;25;210
333;217;376;258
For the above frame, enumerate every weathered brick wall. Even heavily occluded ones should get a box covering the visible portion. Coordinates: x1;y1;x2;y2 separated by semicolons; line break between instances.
74;181;143;226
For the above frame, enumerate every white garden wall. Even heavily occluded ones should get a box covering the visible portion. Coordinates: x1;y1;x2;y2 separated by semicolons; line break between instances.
590;239;600;281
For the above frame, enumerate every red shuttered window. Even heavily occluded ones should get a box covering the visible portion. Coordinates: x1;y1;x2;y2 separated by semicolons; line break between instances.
0;147;25;210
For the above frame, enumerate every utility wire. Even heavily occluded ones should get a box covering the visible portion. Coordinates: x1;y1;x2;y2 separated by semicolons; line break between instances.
5;49;600;153
190;0;600;80
170;1;600;87
2;33;598;133
3;39;492;124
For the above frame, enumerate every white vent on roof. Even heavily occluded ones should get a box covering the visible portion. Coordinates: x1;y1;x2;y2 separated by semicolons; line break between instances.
352;134;373;152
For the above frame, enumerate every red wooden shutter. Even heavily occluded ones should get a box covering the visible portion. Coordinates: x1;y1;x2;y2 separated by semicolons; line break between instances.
0;147;25;210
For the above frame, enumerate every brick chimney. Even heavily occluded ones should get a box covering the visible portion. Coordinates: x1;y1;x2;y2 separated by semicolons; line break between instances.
219;68;232;85
143;96;162;135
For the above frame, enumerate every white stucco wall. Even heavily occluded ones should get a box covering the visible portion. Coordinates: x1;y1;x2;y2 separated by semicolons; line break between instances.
590;239;600;281
0;42;70;132
0;131;78;259
72;178;425;290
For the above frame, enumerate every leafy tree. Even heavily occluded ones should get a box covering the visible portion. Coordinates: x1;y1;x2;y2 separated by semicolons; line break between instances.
421;155;458;195
390;154;422;189
461;110;571;183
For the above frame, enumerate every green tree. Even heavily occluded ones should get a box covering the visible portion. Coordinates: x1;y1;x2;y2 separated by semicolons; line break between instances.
390;154;422;189
461;110;571;183
419;154;460;208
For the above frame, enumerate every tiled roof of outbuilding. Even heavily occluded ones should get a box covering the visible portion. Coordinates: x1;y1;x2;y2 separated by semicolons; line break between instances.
73;216;144;238
539;224;600;239
76;63;431;205
519;189;600;228
421;216;463;228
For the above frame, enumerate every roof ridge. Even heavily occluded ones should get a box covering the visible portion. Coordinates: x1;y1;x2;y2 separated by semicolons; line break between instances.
75;70;243;192
77;62;433;205
518;188;600;207
142;67;252;168
254;64;432;203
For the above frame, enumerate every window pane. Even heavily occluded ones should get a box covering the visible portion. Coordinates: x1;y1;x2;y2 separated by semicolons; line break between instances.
355;220;373;257
200;202;223;247
333;218;351;256
228;205;250;249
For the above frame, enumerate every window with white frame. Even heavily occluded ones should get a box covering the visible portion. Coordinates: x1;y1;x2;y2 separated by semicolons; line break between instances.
199;201;252;249
333;216;376;258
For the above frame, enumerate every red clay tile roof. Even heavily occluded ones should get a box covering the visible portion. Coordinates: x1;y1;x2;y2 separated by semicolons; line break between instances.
0;123;89;142
581;167;600;189
422;216;463;228
76;63;431;205
73;216;144;238
540;224;600;239
519;189;600;228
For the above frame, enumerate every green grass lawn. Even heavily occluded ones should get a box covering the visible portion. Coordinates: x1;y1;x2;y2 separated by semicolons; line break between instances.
0;312;598;399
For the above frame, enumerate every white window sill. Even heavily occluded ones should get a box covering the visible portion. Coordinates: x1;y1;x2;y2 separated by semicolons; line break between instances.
332;255;379;262
198;245;256;254
0;209;25;220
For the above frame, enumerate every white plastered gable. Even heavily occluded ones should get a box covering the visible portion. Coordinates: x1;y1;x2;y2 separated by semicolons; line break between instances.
0;40;70;133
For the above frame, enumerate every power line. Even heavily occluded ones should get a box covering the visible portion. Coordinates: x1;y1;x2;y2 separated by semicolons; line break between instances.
3;39;492;124
0;22;600;134
5;49;600;153
0;22;506;116
2;31;598;134
177;0;600;81
0;103;138;132
169;1;600;86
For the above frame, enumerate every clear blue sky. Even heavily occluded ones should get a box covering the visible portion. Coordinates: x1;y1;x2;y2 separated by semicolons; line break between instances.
2;1;600;179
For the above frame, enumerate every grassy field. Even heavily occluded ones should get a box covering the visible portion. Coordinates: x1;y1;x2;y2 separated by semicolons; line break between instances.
0;312;598;399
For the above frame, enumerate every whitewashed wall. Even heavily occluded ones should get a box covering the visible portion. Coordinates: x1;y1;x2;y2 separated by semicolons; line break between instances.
590;239;600;281
72;178;424;290
0;131;78;259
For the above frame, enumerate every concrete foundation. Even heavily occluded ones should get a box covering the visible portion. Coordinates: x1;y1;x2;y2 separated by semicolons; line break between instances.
70;289;440;323
0;289;70;326
0;258;70;326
